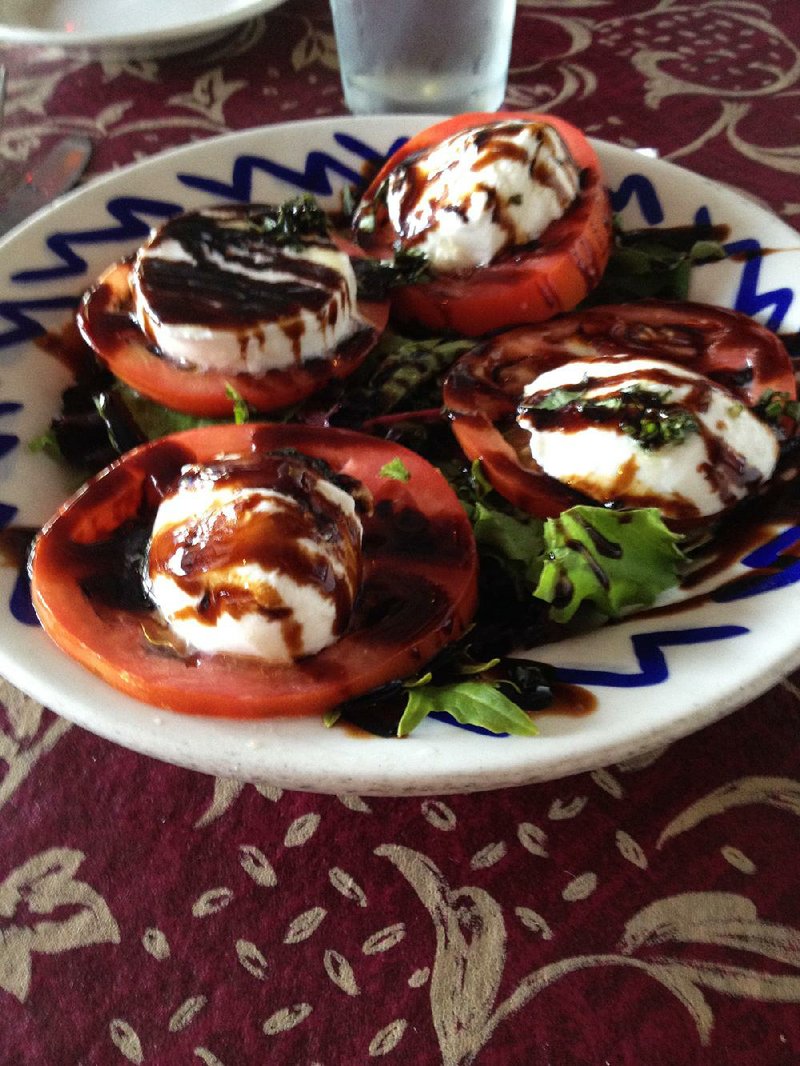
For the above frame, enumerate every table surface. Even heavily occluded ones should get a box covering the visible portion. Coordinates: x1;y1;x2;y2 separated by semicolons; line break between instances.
3;2;800;1063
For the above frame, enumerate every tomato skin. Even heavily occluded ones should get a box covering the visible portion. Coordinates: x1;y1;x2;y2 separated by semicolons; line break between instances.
564;300;797;404
443;300;796;518
30;423;478;719
355;111;612;336
76;239;389;417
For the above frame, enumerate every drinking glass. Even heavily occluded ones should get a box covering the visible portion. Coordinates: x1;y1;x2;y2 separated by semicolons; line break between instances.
329;0;517;115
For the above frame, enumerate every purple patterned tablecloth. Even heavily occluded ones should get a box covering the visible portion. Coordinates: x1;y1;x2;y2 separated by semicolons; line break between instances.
3;3;800;1063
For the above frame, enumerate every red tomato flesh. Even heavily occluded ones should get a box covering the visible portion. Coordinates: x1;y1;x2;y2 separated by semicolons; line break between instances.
443;300;796;518
30;423;478;719
354;111;613;336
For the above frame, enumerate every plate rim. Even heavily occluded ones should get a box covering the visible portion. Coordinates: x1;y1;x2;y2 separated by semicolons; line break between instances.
1;114;800;795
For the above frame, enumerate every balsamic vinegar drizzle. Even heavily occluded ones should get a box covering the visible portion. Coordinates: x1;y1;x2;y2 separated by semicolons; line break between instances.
385;121;579;256
519;363;768;519
133;205;355;368
137;207;350;330
147;453;366;657
32;424;480;723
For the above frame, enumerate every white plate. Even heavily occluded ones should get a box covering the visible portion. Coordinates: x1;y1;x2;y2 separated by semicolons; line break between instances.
0;0;287;56
1;116;800;795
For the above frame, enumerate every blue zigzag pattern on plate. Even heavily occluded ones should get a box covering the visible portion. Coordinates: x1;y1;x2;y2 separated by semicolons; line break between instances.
0;402;22;456
553;625;748;687
9;196;184;287
9;556;35;626
693;204;793;330
431;624;749;734
727;236;794;330
177;132;408;201
0;198;184;349
0;402;34;625
0;296;81;350
712;525;800;602
610;174;665;225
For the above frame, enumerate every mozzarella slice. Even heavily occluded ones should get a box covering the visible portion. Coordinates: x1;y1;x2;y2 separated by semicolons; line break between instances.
130;205;363;375
145;454;366;662
517;357;779;520
382;119;581;274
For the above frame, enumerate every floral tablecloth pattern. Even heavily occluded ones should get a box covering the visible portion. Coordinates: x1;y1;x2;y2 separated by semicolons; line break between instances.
3;2;800;1063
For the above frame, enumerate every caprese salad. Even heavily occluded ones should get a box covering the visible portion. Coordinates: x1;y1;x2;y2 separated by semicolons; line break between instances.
27;111;800;737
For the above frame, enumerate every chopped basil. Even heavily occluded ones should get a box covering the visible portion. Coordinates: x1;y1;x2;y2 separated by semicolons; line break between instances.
754;388;800;425
524;383;700;450
580;220;728;305
379;457;411;481
258;194;330;244
353;248;431;301
311;332;472;427
527;384;587;411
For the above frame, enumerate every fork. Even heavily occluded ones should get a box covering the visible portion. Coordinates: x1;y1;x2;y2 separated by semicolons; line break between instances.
0;66;14;199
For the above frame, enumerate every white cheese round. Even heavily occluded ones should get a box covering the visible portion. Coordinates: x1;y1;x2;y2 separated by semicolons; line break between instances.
130;205;363;375
145;458;364;662
383;120;581;274
517;357;779;520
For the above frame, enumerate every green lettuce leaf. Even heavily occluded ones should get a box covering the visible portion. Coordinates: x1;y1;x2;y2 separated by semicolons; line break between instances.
115;384;215;439
472;500;544;589
397;680;538;738
534;505;685;623
449;460;544;595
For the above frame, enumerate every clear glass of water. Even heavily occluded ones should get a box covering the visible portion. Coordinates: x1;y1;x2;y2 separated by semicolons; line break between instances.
329;0;517;115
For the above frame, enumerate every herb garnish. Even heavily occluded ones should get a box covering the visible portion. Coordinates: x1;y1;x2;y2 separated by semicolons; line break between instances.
258;194;330;244
352;176;391;235
754;388;800;426
379;457;411;481
353;248;431;301
524;382;700;450
224;384;250;425
314;333;472;427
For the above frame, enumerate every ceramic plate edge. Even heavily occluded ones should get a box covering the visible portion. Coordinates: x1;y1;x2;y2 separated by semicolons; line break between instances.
0;116;799;793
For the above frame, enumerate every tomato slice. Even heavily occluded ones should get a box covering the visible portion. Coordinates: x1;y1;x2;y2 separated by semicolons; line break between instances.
443;300;795;518
76;239;389;418
30;423;478;719
354;111;612;336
